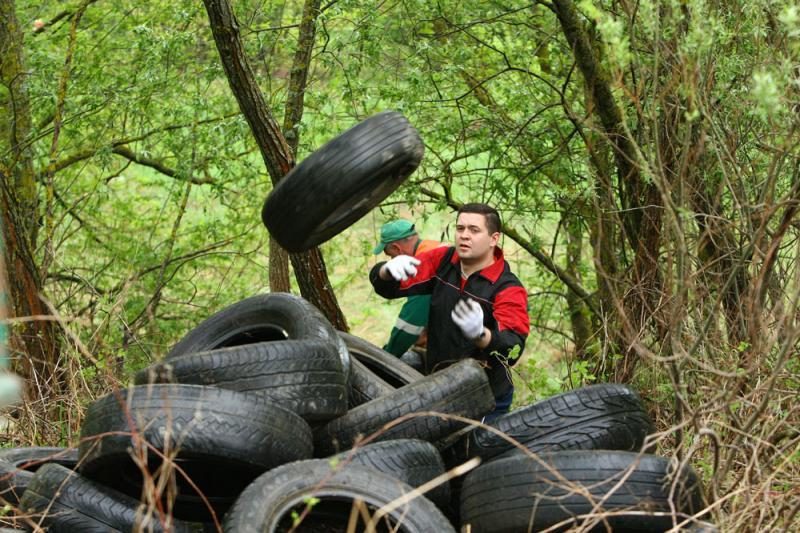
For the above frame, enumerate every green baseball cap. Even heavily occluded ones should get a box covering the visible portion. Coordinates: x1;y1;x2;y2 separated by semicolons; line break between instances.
372;220;416;254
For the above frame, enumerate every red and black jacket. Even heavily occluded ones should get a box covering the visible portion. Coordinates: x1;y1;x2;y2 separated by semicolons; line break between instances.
370;246;530;397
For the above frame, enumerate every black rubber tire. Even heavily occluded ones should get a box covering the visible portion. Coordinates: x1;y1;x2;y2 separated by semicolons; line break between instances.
78;384;312;521
314;359;495;456
135;339;347;422
261;111;424;253
466;383;655;462
18;463;195;532
348;358;394;407
223;459;454;532
460;450;706;533
339;331;423;388
333;439;450;506
166;292;350;380
0;447;78;505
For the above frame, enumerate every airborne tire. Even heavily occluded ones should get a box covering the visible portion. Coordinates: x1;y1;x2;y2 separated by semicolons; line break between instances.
261;111;424;252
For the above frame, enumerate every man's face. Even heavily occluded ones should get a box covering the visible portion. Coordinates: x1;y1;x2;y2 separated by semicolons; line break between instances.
455;212;498;261
384;238;413;258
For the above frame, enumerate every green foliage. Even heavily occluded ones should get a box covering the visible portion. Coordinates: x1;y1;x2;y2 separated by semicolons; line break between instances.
514;356;563;405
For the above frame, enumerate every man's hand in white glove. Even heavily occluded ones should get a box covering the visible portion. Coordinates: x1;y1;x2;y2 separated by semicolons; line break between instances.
451;298;485;341
381;255;421;281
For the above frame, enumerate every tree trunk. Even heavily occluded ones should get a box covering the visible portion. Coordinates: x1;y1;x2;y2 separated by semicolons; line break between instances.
267;0;323;295
202;0;347;329
561;207;592;358
552;0;663;381
268;238;291;293
583;86;624;378
0;0;62;398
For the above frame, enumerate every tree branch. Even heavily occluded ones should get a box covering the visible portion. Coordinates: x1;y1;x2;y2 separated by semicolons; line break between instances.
49;112;239;175
551;0;644;240
203;0;348;330
110;146;215;185
31;0;99;35
203;0;294;182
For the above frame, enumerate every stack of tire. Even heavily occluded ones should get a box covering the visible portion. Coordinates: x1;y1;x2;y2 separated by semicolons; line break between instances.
1;292;713;532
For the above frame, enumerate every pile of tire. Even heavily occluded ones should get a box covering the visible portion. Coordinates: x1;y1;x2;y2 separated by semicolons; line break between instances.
1;292;712;532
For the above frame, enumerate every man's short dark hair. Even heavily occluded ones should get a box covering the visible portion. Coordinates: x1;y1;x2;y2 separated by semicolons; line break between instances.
457;203;502;234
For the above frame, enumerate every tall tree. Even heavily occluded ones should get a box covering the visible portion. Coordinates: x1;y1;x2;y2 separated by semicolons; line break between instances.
0;0;62;398
551;0;664;380
202;0;347;329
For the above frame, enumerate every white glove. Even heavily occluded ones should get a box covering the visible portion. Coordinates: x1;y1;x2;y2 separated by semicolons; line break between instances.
382;255;421;281
451;298;485;340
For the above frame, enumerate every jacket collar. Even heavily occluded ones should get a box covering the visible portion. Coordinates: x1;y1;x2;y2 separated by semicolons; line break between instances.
450;246;506;283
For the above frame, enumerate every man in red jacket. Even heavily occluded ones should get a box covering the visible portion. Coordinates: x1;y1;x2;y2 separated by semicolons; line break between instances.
370;203;530;419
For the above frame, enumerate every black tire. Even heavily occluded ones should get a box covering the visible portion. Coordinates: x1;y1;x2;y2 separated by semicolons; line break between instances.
348;358;394;407
339;331;423;388
262;111;424;253
18;463;195;532
78;384;312;521
467;383;655;462
0;447;78;505
333;439;450;506
135;339;347;422
460;450;706;532
223;459;454;532
166;292;351;380
314;359;495;456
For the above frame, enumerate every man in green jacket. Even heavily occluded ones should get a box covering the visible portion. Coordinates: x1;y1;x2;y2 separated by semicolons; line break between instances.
373;220;442;357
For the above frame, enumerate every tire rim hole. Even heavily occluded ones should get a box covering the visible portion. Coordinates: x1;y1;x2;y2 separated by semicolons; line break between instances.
213;325;289;347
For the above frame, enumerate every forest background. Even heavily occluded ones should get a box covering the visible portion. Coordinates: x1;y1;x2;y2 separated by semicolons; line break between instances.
2;0;800;530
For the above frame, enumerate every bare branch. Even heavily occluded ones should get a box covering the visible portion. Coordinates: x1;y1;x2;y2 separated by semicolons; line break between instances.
110;146;215;185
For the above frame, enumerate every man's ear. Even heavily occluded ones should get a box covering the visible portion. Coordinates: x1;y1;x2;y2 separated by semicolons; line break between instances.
490;232;500;247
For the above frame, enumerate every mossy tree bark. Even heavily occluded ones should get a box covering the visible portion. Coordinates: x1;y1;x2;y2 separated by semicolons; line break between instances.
0;0;63;398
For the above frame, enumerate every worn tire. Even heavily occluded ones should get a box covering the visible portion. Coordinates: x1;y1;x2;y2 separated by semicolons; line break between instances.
340;331;423;388
18;463;195;532
78;384;312;521
348;358;394;407
0;447;78;505
460;450;706;532
166;292;350;380
333;439;450;506
466;383;655;462
262;111;424;252
135;339;347;421
314;359;494;456
224;459;454;532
